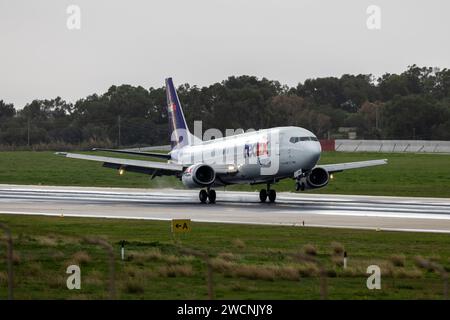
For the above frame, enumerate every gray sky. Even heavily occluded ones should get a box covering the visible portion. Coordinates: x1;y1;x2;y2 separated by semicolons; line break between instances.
1;0;449;108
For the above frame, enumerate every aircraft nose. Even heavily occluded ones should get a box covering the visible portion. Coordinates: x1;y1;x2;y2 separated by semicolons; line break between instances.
304;141;321;167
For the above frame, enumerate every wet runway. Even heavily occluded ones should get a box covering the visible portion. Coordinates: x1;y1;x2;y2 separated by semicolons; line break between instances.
1;184;450;233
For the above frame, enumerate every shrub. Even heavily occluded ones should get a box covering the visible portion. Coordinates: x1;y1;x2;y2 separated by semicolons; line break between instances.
275;266;300;281
394;268;423;279
71;251;91;265
297;263;319;277
218;252;236;261
124;280;145;294
389;254;406;267
158;265;193;277
232;239;246;249
303;244;317;256
12;252;21;265
331;242;344;256
127;249;163;262
414;256;431;270
0;271;7;285
231;265;276;281
332;255;344;267
210;258;234;273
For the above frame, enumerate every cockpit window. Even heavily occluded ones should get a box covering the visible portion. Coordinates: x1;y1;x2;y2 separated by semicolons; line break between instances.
289;136;319;143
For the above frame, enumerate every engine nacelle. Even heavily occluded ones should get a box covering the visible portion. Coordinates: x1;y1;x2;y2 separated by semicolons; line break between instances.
182;164;216;188
298;167;330;190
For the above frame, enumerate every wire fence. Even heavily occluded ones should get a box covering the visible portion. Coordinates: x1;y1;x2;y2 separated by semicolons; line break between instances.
0;223;14;300
0;223;449;300
335;140;450;153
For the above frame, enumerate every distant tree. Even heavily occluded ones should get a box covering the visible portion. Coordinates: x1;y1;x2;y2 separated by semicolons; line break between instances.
268;95;331;138
297;77;344;108
356;101;384;138
268;95;307;127
0;67;448;147
340;74;379;109
378;74;409;101
0;100;15;119
383;95;444;139
434;68;450;99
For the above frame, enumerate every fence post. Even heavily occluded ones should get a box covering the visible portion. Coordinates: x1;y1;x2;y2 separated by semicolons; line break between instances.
318;265;328;300
85;238;116;300
415;258;448;300
0;223;14;300
178;246;215;300
206;258;215;300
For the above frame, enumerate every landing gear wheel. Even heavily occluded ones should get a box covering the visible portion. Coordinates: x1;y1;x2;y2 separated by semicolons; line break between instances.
208;189;216;204
295;182;305;191
268;189;276;203
259;189;268;202
199;189;208;203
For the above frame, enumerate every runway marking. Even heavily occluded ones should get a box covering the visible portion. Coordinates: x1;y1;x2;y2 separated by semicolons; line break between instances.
274;209;450;220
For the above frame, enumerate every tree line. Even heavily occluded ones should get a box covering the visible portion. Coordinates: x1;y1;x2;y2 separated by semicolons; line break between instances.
1;65;449;150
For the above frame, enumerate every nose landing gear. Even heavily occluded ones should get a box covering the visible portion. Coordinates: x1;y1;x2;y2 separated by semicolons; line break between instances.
295;181;305;191
199;188;216;204
294;169;307;192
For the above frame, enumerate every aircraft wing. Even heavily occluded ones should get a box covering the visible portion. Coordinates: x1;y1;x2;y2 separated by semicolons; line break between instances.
319;159;388;173
56;152;183;177
92;148;171;160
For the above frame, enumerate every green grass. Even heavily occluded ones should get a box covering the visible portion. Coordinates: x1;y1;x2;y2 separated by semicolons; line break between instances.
0;151;449;197
0;214;449;299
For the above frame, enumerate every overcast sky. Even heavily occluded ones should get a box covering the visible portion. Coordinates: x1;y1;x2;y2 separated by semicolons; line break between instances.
1;0;449;108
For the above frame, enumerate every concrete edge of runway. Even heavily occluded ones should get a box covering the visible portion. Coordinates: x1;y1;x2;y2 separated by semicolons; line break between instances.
2;210;450;234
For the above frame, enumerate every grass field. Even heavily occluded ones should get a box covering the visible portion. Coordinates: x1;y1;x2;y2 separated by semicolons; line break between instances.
0;151;449;197
0;214;449;300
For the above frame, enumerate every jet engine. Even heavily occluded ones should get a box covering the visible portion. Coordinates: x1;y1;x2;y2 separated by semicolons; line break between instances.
296;167;330;191
181;164;216;188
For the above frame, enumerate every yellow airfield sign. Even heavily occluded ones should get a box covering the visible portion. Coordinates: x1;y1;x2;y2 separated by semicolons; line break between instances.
171;219;192;233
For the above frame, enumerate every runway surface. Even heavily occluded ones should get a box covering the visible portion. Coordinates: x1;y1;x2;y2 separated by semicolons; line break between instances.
1;184;450;233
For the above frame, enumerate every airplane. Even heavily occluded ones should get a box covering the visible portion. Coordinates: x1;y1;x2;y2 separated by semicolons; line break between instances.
57;78;387;204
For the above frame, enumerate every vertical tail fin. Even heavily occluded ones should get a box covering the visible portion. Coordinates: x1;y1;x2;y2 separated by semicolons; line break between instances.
165;78;191;150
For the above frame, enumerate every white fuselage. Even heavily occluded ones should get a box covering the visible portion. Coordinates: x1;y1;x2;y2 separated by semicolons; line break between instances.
170;126;321;186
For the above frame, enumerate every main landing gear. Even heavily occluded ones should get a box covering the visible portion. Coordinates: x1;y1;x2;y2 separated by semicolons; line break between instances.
199;188;216;204
259;184;276;203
